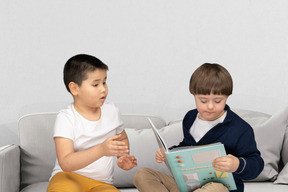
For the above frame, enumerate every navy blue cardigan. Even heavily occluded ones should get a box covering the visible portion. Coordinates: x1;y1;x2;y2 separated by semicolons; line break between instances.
170;105;264;192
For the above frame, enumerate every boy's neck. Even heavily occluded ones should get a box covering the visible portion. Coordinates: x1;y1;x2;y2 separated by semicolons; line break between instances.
73;103;101;121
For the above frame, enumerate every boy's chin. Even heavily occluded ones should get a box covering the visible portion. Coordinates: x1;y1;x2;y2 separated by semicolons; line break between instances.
97;100;106;107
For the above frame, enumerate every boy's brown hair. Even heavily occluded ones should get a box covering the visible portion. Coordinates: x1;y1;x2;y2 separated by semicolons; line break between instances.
189;63;233;96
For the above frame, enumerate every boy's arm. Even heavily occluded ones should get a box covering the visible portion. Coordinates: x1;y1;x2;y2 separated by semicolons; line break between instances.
114;130;130;154
115;130;137;170
219;127;264;180
233;149;264;180
234;126;264;180
214;137;264;180
55;134;129;172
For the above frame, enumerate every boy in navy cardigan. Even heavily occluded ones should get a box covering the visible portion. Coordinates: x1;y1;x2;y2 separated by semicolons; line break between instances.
133;63;264;192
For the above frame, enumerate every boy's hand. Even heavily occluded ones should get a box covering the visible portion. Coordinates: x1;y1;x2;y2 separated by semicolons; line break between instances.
212;154;239;173
156;148;166;163
117;155;137;170
101;134;129;157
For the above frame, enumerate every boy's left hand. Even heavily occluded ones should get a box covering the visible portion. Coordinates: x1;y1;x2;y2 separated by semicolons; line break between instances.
117;155;137;170
212;154;239;173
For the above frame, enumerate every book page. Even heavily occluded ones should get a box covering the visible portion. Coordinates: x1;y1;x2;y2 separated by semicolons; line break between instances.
148;118;172;172
149;118;168;151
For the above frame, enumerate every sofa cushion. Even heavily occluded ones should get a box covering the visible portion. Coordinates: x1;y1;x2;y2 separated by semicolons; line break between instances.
274;110;288;184
19;113;57;189
20;182;48;192
121;114;166;129
244;181;288;192
232;108;271;126
280;121;288;165
274;163;288;184
236;107;288;181
113;122;183;187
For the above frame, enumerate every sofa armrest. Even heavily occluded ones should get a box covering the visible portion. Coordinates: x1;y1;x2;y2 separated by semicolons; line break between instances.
0;144;20;192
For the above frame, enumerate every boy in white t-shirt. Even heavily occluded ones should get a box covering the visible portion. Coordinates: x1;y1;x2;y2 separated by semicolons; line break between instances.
47;54;137;192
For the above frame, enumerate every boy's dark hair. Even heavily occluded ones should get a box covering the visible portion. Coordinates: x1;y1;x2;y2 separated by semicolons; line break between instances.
63;54;108;92
189;63;233;96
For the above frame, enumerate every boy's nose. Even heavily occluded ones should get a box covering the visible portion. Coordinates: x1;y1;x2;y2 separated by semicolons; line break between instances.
100;84;107;92
207;102;214;109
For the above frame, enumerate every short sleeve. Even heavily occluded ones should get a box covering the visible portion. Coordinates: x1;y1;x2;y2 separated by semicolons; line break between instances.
53;112;75;140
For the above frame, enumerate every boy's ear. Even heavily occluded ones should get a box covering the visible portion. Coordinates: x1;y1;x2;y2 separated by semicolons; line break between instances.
69;82;79;96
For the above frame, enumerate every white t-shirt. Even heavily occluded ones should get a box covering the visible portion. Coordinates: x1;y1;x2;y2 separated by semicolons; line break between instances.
50;102;124;184
190;112;227;142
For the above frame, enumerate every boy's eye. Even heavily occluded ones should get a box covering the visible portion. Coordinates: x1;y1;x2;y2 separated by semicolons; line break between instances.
93;84;99;87
215;100;221;103
201;100;207;103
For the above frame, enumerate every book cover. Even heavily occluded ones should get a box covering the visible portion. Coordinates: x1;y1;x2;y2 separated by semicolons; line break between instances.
148;118;237;192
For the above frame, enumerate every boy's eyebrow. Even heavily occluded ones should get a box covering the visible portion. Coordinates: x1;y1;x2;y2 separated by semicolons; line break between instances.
214;96;226;99
198;97;207;99
92;77;107;82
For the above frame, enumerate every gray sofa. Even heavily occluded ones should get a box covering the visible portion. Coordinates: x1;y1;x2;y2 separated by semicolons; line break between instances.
0;108;288;192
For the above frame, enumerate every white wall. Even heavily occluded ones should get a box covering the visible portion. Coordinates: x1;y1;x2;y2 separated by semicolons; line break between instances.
1;0;288;146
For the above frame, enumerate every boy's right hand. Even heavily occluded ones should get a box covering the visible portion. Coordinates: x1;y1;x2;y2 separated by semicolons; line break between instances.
101;134;129;157
156;148;166;163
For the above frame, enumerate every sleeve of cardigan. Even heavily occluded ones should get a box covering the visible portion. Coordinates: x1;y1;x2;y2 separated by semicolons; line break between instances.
234;126;264;180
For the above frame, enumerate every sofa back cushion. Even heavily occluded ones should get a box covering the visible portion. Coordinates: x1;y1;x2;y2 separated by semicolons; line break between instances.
113;121;183;187
234;108;288;182
18;112;166;188
19;113;57;189
120;114;166;129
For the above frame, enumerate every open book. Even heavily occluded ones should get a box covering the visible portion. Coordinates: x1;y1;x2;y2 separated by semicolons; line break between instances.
148;118;237;192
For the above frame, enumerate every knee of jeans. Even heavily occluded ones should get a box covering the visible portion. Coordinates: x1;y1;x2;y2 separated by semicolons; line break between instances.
133;168;150;185
200;182;229;192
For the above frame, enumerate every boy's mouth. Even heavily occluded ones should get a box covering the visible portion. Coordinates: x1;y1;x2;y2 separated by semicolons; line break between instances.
205;111;214;115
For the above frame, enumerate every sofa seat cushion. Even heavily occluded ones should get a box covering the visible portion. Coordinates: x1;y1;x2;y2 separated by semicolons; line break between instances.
20;182;49;192
119;189;139;192
244;182;288;192
20;182;139;192
274;163;288;184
